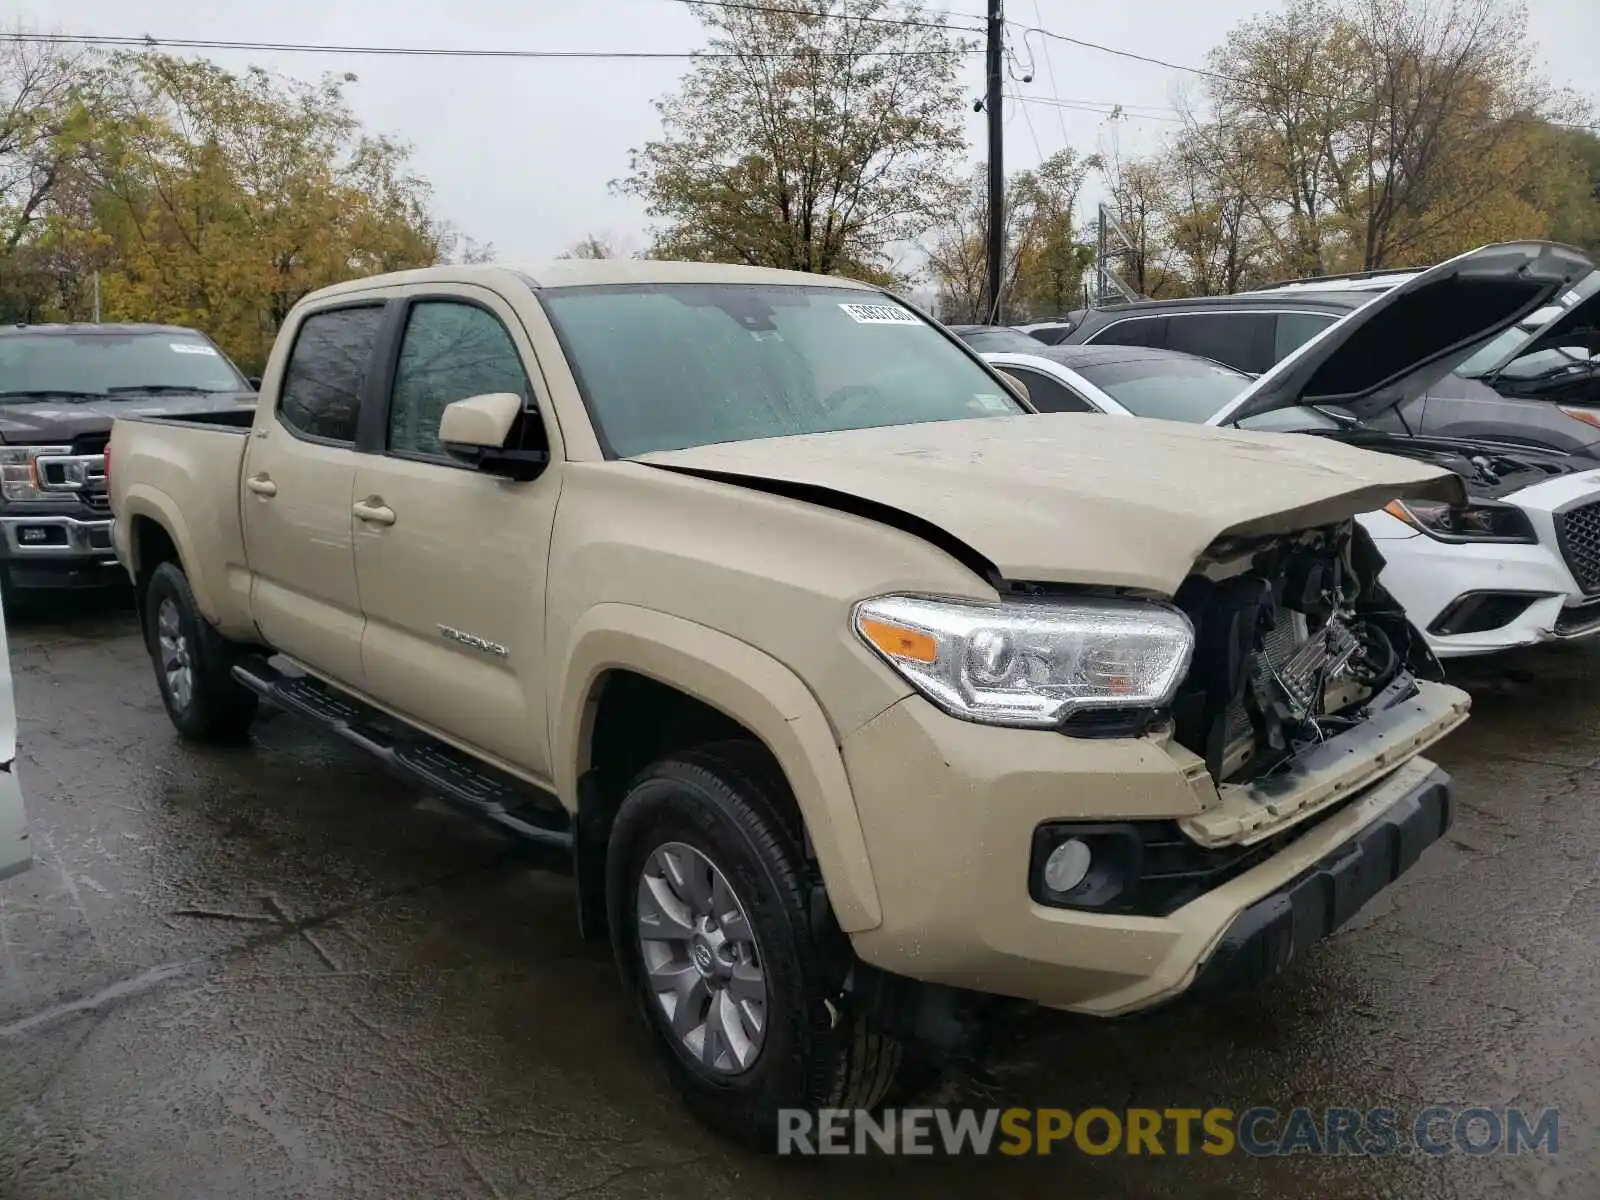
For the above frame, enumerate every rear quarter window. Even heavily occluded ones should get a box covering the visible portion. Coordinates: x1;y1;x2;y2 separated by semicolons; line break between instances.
1088;316;1167;349
278;306;385;444
1273;312;1339;363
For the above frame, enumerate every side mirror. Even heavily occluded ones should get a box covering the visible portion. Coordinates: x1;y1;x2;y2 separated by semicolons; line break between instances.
440;392;549;481
246;376;262;390
996;369;1030;404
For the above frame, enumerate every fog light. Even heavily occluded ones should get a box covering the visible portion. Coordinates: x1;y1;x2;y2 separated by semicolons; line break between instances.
1043;838;1092;893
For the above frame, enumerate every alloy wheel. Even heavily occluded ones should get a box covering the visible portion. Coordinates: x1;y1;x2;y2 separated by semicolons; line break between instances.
636;840;768;1074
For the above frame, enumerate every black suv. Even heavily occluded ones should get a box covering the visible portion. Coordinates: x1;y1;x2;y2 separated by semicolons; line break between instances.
1063;287;1600;455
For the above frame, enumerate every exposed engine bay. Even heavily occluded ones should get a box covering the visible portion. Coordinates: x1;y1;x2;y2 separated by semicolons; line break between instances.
1172;521;1434;784
1312;427;1582;500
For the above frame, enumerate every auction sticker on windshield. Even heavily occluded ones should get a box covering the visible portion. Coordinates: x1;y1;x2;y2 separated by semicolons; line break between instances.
170;343;218;355
839;302;921;326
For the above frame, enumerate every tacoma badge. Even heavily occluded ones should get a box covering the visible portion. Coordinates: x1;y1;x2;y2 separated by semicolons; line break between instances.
438;625;509;658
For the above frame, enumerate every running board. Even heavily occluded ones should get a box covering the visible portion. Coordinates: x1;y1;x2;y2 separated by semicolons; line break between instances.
232;657;574;858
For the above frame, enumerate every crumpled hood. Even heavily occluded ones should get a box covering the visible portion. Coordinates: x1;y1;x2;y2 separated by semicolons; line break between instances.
638;413;1466;595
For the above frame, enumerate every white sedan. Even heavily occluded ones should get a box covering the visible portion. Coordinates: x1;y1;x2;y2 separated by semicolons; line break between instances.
984;343;1600;658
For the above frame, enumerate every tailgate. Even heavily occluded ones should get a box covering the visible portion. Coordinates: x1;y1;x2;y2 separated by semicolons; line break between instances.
0;589;26;881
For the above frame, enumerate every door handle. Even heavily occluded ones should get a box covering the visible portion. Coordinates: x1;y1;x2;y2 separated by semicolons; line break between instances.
246;474;277;497
352;498;396;526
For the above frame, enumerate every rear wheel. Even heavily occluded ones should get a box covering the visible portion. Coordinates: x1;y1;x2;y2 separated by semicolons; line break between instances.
143;562;258;743
607;740;900;1145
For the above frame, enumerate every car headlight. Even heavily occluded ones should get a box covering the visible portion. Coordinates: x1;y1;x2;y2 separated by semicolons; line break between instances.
0;445;70;502
853;594;1194;728
1383;499;1536;543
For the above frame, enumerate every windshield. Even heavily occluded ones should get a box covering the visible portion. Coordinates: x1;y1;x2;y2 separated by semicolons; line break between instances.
0;330;247;401
1455;272;1600;381
538;283;1024;456
1070;355;1252;423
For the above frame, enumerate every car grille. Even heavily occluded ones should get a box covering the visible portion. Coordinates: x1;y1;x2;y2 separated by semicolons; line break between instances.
71;433;110;456
1557;499;1600;594
82;491;110;512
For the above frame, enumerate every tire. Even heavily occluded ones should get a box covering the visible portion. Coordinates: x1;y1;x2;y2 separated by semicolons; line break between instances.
143;561;258;743
607;739;900;1146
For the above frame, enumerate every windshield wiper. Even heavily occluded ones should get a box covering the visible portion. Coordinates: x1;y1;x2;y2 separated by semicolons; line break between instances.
0;389;105;402
105;384;231;395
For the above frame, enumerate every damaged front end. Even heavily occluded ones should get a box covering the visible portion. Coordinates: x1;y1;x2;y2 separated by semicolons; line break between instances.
1167;519;1470;845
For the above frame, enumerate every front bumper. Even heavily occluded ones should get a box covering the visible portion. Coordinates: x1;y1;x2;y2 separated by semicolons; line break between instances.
0;508;121;589
839;688;1464;1016
1358;490;1600;658
1189;764;1450;996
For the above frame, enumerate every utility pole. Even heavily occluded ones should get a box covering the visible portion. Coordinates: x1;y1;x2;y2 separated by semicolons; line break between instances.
93;271;101;323
984;0;1004;324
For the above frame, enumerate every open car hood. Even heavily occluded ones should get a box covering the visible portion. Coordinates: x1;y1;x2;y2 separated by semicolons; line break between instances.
1208;241;1598;426
638;413;1464;596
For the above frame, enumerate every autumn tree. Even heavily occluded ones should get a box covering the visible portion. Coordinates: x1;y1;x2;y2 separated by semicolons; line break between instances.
0;35;100;319
1097;145;1182;299
1172;0;1587;282
0;45;455;367
925;149;1093;321
559;232;634;260
620;0;971;282
77;55;445;368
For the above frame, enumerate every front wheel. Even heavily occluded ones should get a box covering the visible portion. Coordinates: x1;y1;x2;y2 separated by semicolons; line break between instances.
143;562;258;743
607;741;900;1145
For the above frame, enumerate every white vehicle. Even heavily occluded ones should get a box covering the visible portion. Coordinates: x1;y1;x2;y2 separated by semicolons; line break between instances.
0;592;27;882
982;243;1600;659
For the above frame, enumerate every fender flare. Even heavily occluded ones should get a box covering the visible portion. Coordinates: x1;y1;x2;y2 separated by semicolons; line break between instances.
555;603;882;932
118;485;220;620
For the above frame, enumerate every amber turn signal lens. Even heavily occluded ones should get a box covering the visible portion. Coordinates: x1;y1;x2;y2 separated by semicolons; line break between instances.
858;617;938;663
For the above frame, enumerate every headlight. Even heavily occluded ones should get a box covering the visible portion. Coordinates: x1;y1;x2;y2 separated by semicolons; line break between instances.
853;594;1194;728
0;445;70;501
1384;499;1536;543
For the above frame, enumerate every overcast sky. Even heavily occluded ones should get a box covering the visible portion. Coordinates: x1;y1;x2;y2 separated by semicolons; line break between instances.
21;0;1600;262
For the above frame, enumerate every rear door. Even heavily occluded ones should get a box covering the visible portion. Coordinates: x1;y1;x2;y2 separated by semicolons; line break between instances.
241;302;387;687
0;588;27;881
351;287;561;779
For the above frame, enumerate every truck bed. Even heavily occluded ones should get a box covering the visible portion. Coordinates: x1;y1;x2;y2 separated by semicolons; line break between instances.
117;408;257;431
109;413;255;634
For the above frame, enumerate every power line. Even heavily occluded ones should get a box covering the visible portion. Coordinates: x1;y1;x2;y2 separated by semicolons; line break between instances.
1010;93;1184;123
1012;22;1234;87
3;31;977;60
1012;19;1600;134
668;0;984;35
1031;0;1068;146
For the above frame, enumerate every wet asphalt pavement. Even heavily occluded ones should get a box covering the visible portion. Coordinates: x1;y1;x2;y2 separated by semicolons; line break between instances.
0;593;1595;1199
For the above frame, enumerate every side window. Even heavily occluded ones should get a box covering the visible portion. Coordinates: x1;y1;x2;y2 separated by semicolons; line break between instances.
388;301;531;460
1088;316;1166;349
1165;313;1272;373
279;306;385;443
1007;368;1098;414
1273;312;1338;363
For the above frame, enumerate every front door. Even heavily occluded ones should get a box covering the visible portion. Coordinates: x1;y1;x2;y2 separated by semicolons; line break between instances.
352;291;560;780
241;302;387;688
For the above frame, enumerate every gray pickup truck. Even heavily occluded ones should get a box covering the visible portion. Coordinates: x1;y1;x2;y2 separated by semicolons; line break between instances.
0;323;256;597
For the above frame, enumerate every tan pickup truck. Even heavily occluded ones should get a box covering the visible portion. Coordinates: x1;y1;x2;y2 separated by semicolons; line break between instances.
106;247;1584;1142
